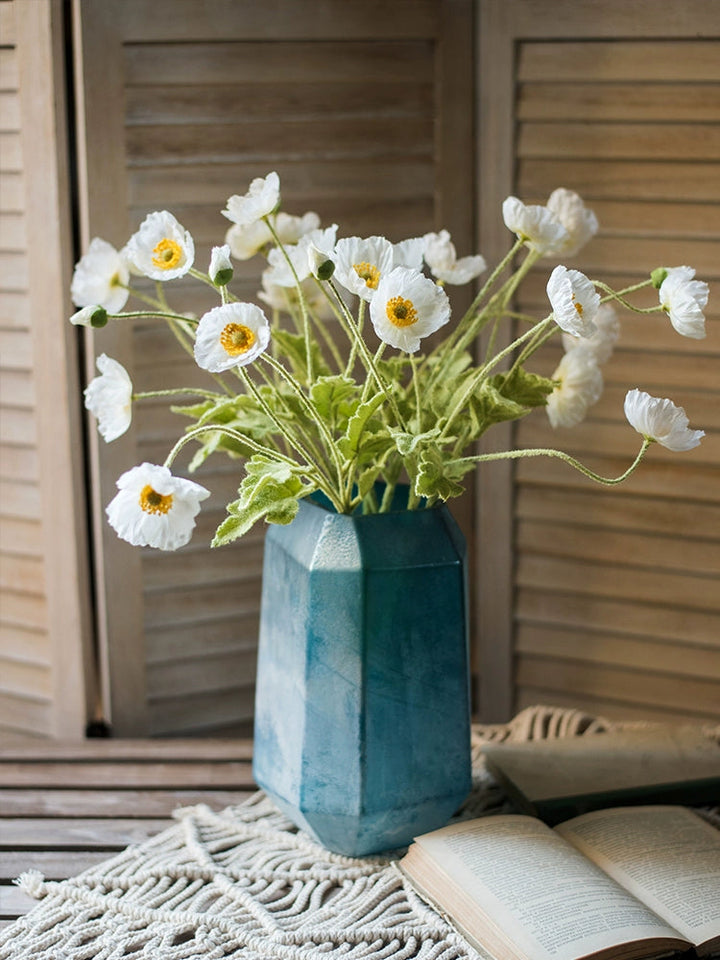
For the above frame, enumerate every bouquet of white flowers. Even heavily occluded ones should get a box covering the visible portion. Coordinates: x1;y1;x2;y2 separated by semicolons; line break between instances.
70;172;708;551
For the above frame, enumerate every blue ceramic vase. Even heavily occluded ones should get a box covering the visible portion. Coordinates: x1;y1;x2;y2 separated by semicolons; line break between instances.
252;489;472;856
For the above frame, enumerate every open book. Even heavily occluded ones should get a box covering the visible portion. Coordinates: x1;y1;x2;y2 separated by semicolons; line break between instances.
481;727;720;824
399;805;720;960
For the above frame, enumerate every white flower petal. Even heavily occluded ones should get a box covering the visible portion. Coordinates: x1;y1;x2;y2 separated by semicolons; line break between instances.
659;265;708;340
502;196;568;256
624;389;704;452
546;347;603;428
124;211;195;281
84;354;133;442
547;265;600;338
194;302;271;372
106;462;210;550
369;266;450;353
423;230;486;284
71;238;129;313
392;237;426;271
562;303;620;365
222;172;280;228
546;188;599;257
334;236;394;301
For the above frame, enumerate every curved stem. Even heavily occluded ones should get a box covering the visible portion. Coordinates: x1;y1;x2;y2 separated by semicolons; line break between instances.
163;423;298;470
133;388;223;402
449;438;653;485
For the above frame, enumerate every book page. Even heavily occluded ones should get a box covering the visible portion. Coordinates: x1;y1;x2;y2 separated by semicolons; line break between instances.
412;815;685;960
556;806;720;946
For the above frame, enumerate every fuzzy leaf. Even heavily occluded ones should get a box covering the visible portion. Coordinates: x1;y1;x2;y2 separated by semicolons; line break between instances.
415;445;466;501
491;367;555;408
468;381;529;436
339;393;386;455
310;376;361;431
390;426;443;457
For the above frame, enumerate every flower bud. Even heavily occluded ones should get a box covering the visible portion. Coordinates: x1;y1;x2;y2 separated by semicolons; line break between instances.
209;244;234;286
307;242;335;280
651;267;669;289
70;305;108;328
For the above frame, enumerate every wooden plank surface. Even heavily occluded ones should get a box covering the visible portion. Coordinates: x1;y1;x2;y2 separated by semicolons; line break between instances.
0;736;256;925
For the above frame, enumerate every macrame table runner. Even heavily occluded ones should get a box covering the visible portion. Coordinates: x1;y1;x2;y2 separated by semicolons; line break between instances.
2;706;715;960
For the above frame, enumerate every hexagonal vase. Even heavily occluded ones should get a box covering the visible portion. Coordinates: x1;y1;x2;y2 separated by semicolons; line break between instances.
252;491;472;856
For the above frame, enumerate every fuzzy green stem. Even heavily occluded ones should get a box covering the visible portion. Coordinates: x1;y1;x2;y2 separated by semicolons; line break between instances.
132;388;223;402
263;217;314;383
449;438;653;485
163;423;298;470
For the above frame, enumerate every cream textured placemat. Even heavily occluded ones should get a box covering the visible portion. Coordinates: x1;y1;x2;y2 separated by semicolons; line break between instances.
2;706;710;960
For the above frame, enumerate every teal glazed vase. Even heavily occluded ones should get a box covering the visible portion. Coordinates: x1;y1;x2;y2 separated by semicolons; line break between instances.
252;489;472;856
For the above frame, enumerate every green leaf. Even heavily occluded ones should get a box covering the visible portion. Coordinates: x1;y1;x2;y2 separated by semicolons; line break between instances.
339;392;386;456
272;330;330;385
414;445;466;501
491;367;555;408
171;400;217;419
467;380;529;437
310;375;361;431
390;426;442;457
212;456;309;546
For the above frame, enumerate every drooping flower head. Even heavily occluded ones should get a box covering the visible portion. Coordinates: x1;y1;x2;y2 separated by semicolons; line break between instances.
562;303;620;365
106;462;210;551
84;354;133;443
547;265;600;338
369;266;450;353
624;389;704;452
546;346;603;429
222;171;280;229
658;266;708;340
71;238;129;314
423;230;487;285
502;196;568;256
194;302;271;373
334;236;394;302
124;211;195;281
545;188;599;258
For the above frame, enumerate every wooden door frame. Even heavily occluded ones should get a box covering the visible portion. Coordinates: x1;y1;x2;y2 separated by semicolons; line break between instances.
474;0;720;721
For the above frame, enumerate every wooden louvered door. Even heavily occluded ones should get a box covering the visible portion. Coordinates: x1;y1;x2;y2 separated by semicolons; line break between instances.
0;0;94;738
477;1;720;723
74;0;475;735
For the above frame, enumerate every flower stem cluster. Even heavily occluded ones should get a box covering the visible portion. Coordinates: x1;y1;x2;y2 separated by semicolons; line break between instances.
70;174;708;550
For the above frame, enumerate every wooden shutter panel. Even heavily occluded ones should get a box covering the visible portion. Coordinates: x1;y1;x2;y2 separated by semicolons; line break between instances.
477;0;720;724
0;0;94;738
74;0;475;736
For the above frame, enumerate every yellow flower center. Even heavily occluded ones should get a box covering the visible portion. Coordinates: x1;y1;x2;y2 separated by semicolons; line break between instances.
353;261;381;290
220;322;256;356
151;238;183;270
386;295;418;328
139;485;173;515
572;296;584;316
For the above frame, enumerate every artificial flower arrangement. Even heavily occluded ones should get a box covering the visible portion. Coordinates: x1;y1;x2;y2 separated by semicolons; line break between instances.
70;172;708;551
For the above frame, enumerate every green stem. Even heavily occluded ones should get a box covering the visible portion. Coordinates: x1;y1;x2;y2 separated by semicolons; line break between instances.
108;310;197;324
188;267;220;292
163;423;298;470
449;438;653;485
133;388;223;402
263;217;314;383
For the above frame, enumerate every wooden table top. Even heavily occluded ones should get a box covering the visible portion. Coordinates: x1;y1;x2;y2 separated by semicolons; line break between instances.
0;736;255;931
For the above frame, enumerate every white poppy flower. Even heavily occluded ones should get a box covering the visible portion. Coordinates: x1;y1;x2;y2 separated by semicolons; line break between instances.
502;196;568;256
225;220;273;260
659;266;708;340
624;389;704;452
547;265;600;338
546;347;603;428
274;211;321;245
106;462;210;551
209;244;233;286
71;238;129;314
84;354;133;442
265;225;338;287
562;303;620;365
369;266;451;353
194;302;271;373
392;237;426;271
423;230;487;285
334;236;394;302
124;211;194;281
546;188;599;258
222;171;280;228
